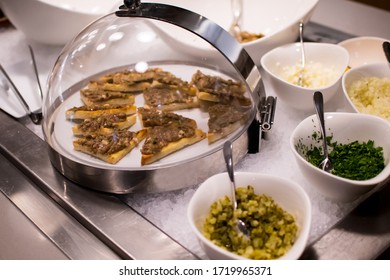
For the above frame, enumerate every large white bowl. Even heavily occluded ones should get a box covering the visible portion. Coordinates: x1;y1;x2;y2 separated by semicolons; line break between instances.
260;42;349;110
150;0;319;65
338;36;388;68
290;112;390;202
0;0;121;45
342;63;390;122
187;172;312;260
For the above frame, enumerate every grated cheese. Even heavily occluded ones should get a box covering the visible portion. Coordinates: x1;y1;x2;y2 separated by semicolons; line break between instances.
347;76;390;121
281;61;339;88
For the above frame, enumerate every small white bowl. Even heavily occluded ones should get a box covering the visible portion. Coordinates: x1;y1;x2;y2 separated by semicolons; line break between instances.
342;63;390;121
290;112;390;202
338;36;388;68
0;0;120;45
187;172;311;260
260;42;349;111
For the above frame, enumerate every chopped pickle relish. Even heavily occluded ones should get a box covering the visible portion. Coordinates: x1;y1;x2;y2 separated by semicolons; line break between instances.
203;186;298;260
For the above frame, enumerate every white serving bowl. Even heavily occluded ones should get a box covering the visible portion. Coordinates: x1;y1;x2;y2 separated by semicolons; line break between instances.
150;0;319;65
342;63;390;121
187;172;311;260
260;42;349;111
338;36;389;68
0;0;121;45
290;112;390;202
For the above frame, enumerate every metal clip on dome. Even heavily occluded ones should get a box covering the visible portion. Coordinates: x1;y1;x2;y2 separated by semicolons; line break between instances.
117;0;142;16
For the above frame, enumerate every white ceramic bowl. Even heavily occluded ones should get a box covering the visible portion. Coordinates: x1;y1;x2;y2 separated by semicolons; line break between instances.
261;42;349;111
338;36;388;68
150;0;319;65
290;112;390;202
0;0;121;45
342;63;390;121
187;172;311;260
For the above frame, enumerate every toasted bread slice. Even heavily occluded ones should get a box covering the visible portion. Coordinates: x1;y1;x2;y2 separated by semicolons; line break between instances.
207;104;248;144
73;129;147;164
196;91;220;102
88;68;164;93
110;68;161;84
95;82;152;93
80;87;135;106
141;128;206;165
72;114;137;136
207;121;243;144
191;70;249;105
138;107;197;128
66;104;136;120
140;108;205;165
143;83;199;111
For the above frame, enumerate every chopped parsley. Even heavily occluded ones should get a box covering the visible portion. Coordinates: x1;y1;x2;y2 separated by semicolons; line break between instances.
304;136;385;181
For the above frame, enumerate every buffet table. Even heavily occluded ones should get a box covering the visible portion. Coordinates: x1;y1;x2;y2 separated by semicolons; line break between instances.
0;0;389;260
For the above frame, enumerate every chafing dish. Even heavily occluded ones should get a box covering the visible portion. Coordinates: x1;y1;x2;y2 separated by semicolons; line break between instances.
42;0;275;193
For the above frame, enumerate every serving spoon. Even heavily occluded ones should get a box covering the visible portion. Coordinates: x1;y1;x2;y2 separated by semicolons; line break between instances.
223;140;250;240
313;91;333;172
229;0;243;42
383;41;390;67
297;22;306;87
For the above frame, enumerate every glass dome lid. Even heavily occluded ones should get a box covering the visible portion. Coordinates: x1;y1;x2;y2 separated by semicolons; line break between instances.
42;0;268;193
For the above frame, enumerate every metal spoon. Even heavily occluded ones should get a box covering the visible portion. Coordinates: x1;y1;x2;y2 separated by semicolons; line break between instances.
297;22;306;87
313;91;333;172
229;0;243;42
383;41;390;68
223;140;250;240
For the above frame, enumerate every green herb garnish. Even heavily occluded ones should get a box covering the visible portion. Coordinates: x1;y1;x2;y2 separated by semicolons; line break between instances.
304;137;384;180
328;140;384;180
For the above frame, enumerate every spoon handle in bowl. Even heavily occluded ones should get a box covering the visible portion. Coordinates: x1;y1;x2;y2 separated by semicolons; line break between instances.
383;41;390;64
313;91;329;157
223;140;238;208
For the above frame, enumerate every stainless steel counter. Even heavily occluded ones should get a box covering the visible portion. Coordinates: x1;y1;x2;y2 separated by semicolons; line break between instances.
0;151;119;260
0;111;197;260
1;0;390;260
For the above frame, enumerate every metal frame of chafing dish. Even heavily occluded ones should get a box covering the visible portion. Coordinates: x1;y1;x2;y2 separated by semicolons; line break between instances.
44;0;276;194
